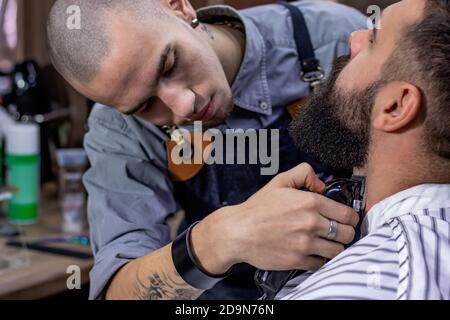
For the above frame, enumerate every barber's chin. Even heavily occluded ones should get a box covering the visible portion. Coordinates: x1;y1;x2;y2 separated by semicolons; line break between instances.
195;117;225;128
198;109;231;127
204;119;225;128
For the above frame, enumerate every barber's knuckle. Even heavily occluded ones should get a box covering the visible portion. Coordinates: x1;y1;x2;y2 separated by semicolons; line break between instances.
304;214;320;232
269;175;281;186
298;234;314;252
334;244;345;256
302;193;318;209
353;212;360;225
294;260;307;270
342;208;356;224
313;261;325;271
339;209;350;223
314;263;324;271
344;228;356;244
272;171;287;183
305;259;323;271
298;162;313;173
295;262;309;271
292;254;304;265
296;242;307;254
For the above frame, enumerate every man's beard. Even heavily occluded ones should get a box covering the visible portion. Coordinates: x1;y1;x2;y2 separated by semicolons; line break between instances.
289;56;382;172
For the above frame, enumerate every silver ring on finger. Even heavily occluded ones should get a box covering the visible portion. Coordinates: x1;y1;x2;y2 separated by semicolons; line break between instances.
327;220;338;240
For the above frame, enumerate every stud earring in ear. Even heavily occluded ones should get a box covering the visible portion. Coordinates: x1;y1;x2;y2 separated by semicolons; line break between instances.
191;18;200;29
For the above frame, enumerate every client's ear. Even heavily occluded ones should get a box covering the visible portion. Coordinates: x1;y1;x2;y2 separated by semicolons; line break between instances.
372;81;422;132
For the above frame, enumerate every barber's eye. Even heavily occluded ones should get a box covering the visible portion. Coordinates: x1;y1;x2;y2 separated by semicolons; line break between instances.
164;53;179;78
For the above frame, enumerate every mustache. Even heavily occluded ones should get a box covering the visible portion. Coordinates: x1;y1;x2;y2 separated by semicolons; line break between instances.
307;55;350;100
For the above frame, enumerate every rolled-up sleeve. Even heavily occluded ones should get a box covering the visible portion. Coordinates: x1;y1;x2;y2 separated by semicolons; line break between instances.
83;106;177;299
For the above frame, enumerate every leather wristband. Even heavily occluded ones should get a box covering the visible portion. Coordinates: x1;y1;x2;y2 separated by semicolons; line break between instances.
171;221;231;290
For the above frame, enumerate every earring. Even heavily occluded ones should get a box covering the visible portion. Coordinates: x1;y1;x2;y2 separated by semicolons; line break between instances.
191;18;200;29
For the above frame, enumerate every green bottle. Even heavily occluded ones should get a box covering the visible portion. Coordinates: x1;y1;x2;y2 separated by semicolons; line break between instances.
6;123;40;224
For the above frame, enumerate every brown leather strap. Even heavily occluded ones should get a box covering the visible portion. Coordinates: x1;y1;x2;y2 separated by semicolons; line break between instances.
287;98;306;118
166;132;214;182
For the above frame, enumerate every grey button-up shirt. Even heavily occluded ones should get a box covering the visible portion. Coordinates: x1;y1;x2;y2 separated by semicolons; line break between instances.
84;0;366;299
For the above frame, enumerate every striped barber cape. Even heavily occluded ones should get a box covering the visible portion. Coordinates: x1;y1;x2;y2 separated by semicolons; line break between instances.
277;184;450;300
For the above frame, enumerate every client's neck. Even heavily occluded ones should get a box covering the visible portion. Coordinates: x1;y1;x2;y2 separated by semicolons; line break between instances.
362;147;450;214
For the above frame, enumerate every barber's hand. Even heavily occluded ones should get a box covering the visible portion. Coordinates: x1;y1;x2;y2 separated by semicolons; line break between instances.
203;163;359;273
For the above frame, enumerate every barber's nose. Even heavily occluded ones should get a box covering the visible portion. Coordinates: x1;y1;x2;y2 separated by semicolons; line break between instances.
349;30;371;59
158;85;196;118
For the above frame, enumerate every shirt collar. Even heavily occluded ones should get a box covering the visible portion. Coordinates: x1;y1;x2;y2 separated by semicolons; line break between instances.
361;183;450;236
197;5;272;115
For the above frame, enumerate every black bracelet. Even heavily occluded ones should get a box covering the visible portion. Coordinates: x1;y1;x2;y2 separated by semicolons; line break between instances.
171;221;231;290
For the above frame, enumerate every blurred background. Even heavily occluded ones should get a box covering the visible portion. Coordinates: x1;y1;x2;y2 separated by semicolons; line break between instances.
0;0;398;300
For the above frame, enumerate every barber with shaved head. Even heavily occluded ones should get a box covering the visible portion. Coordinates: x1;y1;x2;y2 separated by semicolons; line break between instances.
47;0;365;299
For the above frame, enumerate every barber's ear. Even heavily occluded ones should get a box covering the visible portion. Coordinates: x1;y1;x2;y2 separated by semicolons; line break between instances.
372;82;422;132
162;0;196;22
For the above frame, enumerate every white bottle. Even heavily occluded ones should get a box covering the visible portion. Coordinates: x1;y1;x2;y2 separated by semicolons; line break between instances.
56;149;88;234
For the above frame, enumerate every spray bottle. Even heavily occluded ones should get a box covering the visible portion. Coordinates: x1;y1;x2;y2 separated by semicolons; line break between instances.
5;122;40;224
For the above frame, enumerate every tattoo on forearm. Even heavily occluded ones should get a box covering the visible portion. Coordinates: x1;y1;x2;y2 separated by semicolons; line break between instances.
201;24;215;40
135;271;201;300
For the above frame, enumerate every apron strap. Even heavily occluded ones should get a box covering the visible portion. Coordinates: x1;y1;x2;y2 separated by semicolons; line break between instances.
278;1;325;92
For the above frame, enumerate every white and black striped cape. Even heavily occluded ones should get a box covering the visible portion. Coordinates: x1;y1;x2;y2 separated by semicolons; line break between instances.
277;184;450;300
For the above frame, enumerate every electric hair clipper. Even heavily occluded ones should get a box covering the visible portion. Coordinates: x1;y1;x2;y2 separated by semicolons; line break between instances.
254;175;366;300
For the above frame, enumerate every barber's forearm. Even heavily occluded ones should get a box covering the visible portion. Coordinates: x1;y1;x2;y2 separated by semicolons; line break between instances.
106;208;238;300
106;244;203;300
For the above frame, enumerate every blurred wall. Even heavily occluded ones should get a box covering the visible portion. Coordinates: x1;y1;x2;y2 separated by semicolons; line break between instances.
0;0;17;71
191;0;276;9
208;0;276;9
191;0;400;11
16;0;53;66
16;0;87;148
338;0;399;12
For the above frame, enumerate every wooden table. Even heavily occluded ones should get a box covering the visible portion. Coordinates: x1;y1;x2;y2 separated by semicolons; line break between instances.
0;188;93;300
